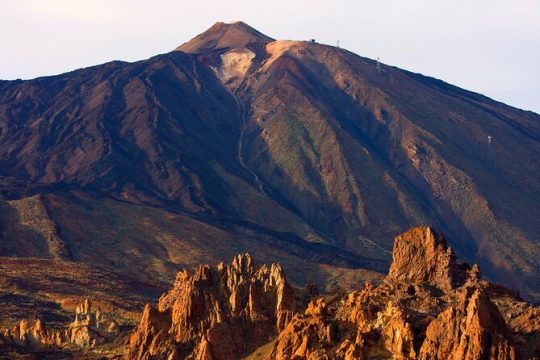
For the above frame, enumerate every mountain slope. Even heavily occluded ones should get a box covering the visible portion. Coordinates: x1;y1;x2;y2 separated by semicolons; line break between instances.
233;34;540;297
0;21;539;300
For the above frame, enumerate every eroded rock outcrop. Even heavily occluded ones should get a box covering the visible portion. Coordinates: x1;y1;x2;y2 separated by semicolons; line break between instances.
267;227;538;359
419;287;516;359
126;253;295;360
1;298;119;350
124;228;540;359
387;226;470;290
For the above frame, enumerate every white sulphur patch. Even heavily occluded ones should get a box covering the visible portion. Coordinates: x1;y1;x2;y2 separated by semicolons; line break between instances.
215;48;256;90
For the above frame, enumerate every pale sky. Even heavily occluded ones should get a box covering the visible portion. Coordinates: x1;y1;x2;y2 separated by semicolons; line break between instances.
1;0;539;113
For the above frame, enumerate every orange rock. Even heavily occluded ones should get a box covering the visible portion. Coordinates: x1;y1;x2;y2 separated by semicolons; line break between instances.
126;253;295;360
2;297;119;350
419;287;517;359
387;226;469;291
268;227;538;360
4;228;530;359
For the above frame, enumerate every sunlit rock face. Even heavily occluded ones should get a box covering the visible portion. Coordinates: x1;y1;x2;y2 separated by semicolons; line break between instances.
125;253;295;360
268;227;538;360
124;229;540;359
387;226;470;291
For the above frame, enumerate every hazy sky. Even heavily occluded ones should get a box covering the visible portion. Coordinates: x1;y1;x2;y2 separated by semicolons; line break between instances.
1;0;539;113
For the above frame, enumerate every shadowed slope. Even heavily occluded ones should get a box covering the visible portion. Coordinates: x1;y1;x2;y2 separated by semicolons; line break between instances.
237;38;540;298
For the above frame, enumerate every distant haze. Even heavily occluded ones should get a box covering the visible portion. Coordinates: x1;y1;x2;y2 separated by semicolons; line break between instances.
1;0;539;113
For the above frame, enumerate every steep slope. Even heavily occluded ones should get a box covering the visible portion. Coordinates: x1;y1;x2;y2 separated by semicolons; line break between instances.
0;21;539;300
237;37;540;298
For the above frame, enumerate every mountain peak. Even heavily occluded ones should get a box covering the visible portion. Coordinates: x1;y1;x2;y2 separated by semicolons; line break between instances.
176;21;274;54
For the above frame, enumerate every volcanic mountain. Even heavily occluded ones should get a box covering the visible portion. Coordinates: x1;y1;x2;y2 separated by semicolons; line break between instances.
0;20;539;306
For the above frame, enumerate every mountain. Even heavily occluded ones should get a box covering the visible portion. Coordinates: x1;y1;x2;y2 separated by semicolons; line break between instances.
176;21;274;53
0;19;539;310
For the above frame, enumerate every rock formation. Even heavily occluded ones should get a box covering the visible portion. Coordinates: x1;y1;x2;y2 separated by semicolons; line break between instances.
3;227;540;359
387;226;469;290
419;287;516;359
268;227;539;359
125;253;295;360
1;298;119;350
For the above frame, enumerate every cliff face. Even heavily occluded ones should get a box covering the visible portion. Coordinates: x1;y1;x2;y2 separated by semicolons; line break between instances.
419;287;516;359
126;253;295;360
387;226;469;291
268;227;540;359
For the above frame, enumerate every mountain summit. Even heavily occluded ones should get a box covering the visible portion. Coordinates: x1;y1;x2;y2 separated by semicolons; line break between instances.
0;21;539;306
176;21;274;53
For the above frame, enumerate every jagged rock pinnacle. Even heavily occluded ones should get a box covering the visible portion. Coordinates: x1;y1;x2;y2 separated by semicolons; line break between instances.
387;226;470;290
126;253;294;360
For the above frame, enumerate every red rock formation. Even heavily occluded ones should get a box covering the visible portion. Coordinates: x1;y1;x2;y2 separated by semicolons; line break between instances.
271;290;418;359
419;287;516;359
125;304;178;359
267;227;537;359
387;226;469;290
3;227;540;359
126;253;295;360
1;298;119;350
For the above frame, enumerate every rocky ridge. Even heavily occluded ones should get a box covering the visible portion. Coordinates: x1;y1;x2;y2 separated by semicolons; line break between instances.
125;253;295;359
269;226;540;359
122;226;540;359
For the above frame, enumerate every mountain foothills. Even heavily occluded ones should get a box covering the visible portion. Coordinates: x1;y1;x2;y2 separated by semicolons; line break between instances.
0;21;539;358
